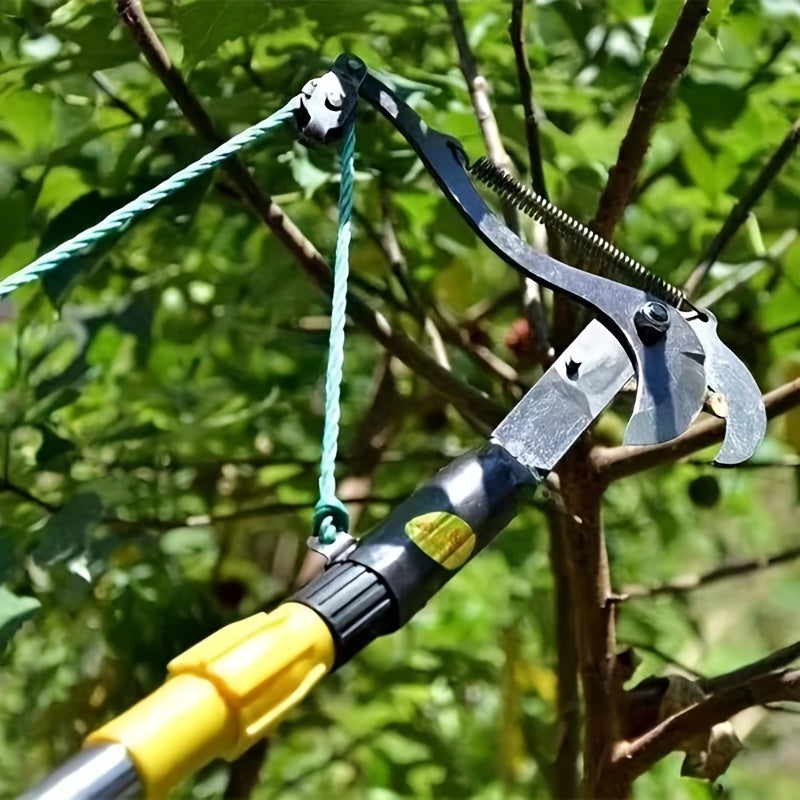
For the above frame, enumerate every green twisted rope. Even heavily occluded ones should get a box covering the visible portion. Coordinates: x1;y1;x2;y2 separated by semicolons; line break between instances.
313;120;355;545
0;86;355;546
0;100;297;299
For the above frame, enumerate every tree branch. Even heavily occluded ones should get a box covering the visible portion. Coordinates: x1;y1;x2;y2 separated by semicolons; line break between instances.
619;638;706;680
0;481;59;514
124;494;411;532
377;194;524;390
223;739;268;800
609;670;800;785
508;0;557;364
116;0;504;434
743;31;792;92
509;0;548;200
551;444;621;797
700;641;800;694
623;545;800;600
684;117;800;296
92;71;142;122
546;503;580;799
591;376;800;483
590;0;709;241
443;0;515;181
443;0;551;363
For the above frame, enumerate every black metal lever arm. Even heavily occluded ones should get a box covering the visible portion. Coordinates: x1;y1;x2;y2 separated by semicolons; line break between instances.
338;58;706;446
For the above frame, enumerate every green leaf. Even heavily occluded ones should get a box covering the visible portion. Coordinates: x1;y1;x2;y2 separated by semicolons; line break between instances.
0;191;32;260
38;190;128;307
175;0;269;66
35;425;75;468
33;352;90;401
0;586;40;656
707;0;735;35
647;0;683;51
288;149;332;199
0;531;17;584
32;492;103;567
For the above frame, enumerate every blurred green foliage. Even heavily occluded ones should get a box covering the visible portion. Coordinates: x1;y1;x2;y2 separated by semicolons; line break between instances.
0;0;799;798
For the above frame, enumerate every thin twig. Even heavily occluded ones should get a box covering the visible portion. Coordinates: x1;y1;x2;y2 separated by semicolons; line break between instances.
376;195;451;367
443;0;520;237
623;545;800;600
443;0;515;183
2;428;9;486
696;260;771;309
116;0;504;433
742;32;793;91
618;638;706;680
700;641;800;693
378;193;524;389
590;0;709;241
768;319;800;338
464;288;518;324
591;376;800;483
223;740;268;800
114;493;413;533
187;494;410;525
509;0;548;200
685;117;800;296
444;0;552;362
0;482;59;514
690;456;799;468
608;669;800;785
92;72;143;122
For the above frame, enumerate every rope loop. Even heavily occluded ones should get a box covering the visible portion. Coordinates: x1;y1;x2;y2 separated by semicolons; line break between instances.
312;499;350;545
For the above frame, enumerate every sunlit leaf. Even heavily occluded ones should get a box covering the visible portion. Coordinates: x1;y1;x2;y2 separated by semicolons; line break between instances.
0;587;40;656
32;492;103;567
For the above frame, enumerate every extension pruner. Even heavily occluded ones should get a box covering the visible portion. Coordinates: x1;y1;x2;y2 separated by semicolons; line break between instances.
21;55;766;800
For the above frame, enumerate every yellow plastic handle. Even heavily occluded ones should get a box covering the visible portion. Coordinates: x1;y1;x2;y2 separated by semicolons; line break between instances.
86;602;334;799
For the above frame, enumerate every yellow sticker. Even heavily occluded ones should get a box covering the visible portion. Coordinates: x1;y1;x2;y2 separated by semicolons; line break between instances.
404;512;476;570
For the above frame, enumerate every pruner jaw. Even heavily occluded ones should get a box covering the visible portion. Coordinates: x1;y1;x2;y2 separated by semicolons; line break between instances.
617;306;766;465
619;299;707;449
295;54;367;146
684;311;767;465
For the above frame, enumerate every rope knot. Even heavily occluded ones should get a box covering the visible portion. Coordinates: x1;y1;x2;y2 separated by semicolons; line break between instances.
313;498;350;545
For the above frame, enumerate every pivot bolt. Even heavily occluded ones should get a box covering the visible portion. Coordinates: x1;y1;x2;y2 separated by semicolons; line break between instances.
635;301;670;345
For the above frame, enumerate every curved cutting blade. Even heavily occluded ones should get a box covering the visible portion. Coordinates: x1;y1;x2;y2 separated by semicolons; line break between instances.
686;311;766;465
623;307;707;447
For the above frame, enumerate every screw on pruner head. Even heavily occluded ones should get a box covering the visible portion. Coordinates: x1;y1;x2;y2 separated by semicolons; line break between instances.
295;54;367;146
634;300;670;346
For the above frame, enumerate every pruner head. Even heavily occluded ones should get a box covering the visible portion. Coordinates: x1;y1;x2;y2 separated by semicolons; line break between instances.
605;297;766;466
493;307;766;477
600;298;766;465
295;54;367;146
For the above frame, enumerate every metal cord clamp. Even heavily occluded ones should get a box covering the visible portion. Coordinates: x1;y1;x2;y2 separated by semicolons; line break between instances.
294;54;367;145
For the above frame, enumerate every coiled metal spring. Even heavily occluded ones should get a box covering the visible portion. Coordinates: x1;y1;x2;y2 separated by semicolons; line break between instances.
470;156;694;312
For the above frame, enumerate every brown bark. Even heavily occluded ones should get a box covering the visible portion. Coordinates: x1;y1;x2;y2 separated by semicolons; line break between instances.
590;0;709;241
552;442;623;798
547;503;581;799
